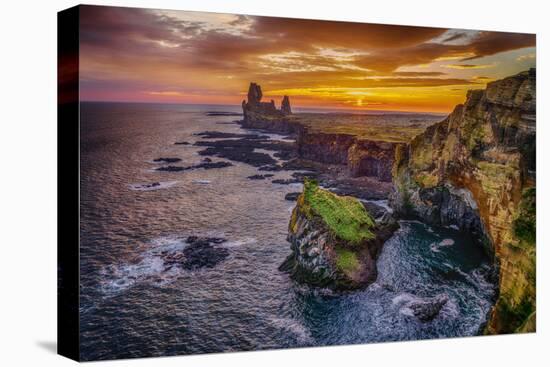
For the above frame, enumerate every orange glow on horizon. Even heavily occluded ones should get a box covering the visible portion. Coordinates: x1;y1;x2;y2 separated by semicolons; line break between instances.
78;6;536;114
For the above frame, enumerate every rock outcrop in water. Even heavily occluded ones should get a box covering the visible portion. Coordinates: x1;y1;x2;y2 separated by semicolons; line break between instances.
280;179;397;290
391;69;536;334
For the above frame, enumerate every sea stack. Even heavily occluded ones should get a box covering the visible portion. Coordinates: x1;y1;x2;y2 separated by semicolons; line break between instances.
242;82;292;119
280;179;397;290
281;95;292;115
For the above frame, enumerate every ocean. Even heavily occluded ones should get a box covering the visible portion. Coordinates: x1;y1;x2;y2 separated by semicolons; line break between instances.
79;102;496;360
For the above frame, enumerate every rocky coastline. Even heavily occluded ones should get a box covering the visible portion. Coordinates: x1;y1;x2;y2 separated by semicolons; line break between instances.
239;72;536;334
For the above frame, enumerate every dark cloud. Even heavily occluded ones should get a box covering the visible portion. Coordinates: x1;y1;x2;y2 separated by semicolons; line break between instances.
78;5;536;106
461;31;535;60
250;17;447;49
442;32;468;43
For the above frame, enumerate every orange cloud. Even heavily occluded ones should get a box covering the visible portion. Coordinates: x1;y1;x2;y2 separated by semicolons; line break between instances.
78;5;536;112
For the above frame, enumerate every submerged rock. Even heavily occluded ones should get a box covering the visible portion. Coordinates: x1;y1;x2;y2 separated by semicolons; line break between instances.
156;161;233;172
181;237;229;270
195;131;269;139
407;294;449;322
153;157;182;163
247;174;274;180
284;192;301;201
280;179;397;290
272;178;301;185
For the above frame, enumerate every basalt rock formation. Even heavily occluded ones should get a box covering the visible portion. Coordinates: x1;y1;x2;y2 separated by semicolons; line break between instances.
241;83;297;133
391;69;536;334
281;95;292;115
280;179;397;290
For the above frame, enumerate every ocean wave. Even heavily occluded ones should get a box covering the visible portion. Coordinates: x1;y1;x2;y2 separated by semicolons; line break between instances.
430;238;455;252
269;317;313;344
99;236;188;295
98;235;256;295
219;237;257;248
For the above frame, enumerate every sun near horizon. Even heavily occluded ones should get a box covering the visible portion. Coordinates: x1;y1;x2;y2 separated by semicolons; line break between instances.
78;5;535;114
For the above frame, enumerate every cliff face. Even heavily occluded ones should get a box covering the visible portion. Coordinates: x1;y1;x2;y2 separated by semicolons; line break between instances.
391;69;536;334
281;180;397;290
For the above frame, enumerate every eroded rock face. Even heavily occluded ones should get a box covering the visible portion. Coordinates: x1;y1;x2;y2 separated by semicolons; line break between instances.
280;180;397;290
391;69;536;334
348;141;398;181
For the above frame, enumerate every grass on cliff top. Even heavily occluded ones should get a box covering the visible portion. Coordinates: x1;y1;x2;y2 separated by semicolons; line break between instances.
302;179;375;244
294;113;442;143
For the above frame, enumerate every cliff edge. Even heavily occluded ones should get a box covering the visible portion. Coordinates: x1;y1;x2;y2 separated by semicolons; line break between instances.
391;69;536;334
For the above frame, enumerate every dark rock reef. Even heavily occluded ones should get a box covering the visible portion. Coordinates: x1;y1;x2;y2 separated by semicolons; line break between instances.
391;69;536;334
156;161;233;172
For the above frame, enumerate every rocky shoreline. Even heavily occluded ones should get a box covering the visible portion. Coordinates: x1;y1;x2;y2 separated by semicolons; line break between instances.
238;73;536;333
392;69;536;334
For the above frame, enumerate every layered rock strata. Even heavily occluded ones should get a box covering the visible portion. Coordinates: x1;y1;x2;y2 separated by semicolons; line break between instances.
391;69;536;334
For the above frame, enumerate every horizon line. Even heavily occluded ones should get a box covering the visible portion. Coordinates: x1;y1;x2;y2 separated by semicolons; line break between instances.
79;99;449;115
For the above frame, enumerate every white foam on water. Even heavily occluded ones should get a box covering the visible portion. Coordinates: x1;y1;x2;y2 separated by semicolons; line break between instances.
392;292;421;306
362;199;393;213
128;181;179;191
430;238;455;252
193;179;211;184
99;236;189;296
269;317;313;344
99;235;256;296
220;237;257;248
429;242;440;253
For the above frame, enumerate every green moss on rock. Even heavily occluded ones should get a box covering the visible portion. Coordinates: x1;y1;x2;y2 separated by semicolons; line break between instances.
302;179;375;244
335;247;360;275
513;187;536;246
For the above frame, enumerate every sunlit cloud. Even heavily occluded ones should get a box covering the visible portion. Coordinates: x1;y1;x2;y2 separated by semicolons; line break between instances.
78;5;536;112
517;53;535;61
442;63;496;69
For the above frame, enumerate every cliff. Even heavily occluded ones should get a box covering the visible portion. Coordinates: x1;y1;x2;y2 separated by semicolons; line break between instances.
241;82;417;182
391;69;536;334
280;179;397;290
296;132;399;181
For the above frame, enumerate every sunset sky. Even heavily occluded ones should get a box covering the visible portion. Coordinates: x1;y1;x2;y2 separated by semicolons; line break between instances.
79;5;536;113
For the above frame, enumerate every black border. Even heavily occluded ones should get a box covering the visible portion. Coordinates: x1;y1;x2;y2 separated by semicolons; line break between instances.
57;4;80;362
